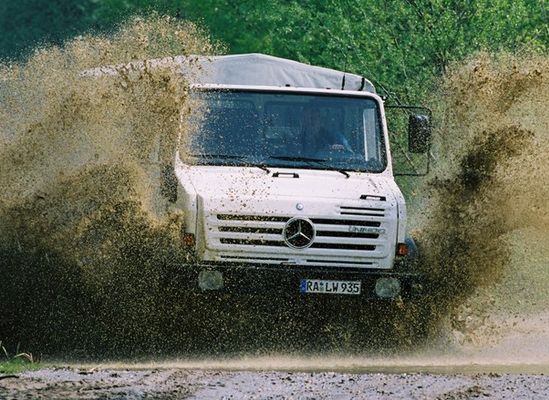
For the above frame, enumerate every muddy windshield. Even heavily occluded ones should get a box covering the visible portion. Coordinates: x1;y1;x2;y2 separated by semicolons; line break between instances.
181;90;387;172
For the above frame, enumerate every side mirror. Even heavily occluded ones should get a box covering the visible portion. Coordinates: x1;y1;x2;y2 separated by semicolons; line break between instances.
408;114;431;153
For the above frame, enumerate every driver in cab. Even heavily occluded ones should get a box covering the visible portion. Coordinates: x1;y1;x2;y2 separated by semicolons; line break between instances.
301;107;352;156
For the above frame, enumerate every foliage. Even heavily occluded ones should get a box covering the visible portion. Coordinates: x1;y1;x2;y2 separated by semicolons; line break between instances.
88;0;547;102
0;359;42;374
1;1;546;100
0;0;94;61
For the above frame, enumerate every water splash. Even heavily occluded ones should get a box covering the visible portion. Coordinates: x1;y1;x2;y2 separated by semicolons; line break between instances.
414;52;549;349
0;30;546;361
0;15;216;356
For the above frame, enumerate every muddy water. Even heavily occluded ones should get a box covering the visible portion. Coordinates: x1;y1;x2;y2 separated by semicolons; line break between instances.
414;52;549;352
2;368;546;399
0;18;547;371
0;15;217;356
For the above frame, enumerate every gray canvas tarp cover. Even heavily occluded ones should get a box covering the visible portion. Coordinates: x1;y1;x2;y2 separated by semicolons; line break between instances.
184;53;375;92
82;53;375;93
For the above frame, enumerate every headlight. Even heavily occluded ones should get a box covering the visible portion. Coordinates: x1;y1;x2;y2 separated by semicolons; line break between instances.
375;277;401;299
198;270;224;291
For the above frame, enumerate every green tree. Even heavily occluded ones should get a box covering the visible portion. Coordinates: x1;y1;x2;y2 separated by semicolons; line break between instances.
179;0;546;99
2;0;546;100
0;0;94;60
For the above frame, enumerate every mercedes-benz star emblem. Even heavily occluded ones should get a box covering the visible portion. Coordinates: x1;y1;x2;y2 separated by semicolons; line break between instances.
283;217;315;249
296;203;304;211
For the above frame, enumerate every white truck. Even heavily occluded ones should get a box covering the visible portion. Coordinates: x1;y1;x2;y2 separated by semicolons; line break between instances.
164;53;431;300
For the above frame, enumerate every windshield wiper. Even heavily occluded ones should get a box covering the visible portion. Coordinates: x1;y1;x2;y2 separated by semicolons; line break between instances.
269;156;326;162
268;156;350;178
189;153;244;160
189;153;270;174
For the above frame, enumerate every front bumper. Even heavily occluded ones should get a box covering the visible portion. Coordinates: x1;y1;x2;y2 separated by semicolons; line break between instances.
187;262;423;300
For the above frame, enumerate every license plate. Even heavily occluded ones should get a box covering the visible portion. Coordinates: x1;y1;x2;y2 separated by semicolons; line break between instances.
300;279;361;295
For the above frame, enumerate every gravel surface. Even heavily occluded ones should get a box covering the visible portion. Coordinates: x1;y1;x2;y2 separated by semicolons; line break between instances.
1;367;548;399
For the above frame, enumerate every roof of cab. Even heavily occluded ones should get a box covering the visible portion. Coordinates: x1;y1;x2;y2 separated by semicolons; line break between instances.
191;53;375;92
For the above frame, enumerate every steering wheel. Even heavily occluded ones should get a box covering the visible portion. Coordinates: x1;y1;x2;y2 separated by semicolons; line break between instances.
328;143;355;156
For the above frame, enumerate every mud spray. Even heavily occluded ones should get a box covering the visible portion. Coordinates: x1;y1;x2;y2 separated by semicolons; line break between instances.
0;15;220;357
413;52;549;362
0;16;547;363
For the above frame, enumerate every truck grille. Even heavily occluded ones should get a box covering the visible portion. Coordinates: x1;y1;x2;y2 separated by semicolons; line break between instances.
209;213;387;253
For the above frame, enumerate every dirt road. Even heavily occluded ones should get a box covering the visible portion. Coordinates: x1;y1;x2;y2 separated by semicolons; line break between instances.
1;366;548;399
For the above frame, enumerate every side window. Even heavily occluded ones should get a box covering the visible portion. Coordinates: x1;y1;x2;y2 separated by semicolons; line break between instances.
363;108;379;160
344;108;364;154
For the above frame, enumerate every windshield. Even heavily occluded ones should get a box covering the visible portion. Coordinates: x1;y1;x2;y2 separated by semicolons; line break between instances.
181;90;387;172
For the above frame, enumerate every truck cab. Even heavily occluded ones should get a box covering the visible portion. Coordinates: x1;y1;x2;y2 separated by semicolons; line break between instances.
171;54;426;299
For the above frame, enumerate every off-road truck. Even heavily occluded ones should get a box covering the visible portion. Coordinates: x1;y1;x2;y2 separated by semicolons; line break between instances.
166;54;431;300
